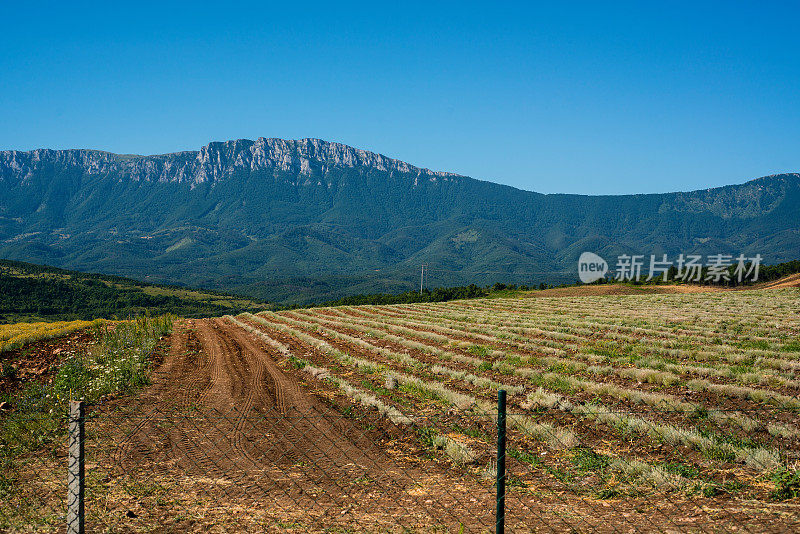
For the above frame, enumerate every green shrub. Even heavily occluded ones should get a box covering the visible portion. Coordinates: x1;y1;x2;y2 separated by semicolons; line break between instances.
468;345;490;358
507;448;541;467
570;447;610;472
0;362;16;380
770;469;800;501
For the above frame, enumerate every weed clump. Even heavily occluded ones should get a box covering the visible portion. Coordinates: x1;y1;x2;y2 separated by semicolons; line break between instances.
770;469;800;501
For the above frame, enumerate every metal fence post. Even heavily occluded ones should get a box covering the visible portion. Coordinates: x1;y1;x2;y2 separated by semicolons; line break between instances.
67;400;85;534
496;389;506;534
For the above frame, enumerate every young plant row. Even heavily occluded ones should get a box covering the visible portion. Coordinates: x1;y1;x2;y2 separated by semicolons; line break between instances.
250;311;786;474
366;301;800;374
433;292;795;342
347;303;800;391
408;300;783;354
440;292;797;343
305;308;800;423
375;305;800;400
237;314;700;495
299;308;800;443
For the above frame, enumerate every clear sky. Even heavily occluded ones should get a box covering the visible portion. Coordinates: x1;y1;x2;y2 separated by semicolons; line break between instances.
1;1;798;195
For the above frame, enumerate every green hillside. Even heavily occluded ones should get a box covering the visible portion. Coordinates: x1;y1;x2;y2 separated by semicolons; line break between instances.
1;139;798;304
0;259;268;323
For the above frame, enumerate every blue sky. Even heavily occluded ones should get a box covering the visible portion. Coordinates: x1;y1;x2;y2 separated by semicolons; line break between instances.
1;1;798;194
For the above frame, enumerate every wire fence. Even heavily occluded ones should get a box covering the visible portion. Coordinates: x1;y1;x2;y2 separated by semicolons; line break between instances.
2;397;800;532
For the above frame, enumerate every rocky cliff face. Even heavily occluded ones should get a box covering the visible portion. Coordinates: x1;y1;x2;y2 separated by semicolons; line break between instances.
0;138;458;187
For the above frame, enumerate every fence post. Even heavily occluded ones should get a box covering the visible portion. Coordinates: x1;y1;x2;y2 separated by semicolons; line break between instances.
495;389;506;534
67;400;85;534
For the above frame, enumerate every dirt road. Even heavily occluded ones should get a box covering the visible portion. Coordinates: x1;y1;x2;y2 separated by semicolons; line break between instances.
95;317;496;532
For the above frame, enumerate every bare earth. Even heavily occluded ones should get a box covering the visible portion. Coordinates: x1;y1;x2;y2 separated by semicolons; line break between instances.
522;273;800;298
84;315;798;532
756;273;800;289
91;318;499;532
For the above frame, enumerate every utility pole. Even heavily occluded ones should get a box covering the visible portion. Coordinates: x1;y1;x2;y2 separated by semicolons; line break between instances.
420;264;425;295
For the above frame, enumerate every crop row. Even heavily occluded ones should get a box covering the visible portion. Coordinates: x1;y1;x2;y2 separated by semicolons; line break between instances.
231;314;703;495
246;311;786;474
351;301;800;383
409;295;792;343
296;308;800;439
437;291;798;339
369;300;800;368
314;307;800;417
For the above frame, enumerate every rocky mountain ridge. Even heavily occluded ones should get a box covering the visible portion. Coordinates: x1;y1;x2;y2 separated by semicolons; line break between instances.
0;138;458;187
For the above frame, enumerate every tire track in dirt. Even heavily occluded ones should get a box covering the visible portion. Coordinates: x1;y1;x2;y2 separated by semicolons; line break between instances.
110;321;207;468
166;322;237;477
98;317;508;530
166;319;271;478
216;318;384;474
212;317;455;522
201;319;271;469
177;323;214;409
210;318;429;516
193;319;244;410
118;318;390;477
110;320;260;486
220;319;302;415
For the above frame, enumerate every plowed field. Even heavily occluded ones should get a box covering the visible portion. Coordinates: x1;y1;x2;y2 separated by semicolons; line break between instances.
96;287;800;532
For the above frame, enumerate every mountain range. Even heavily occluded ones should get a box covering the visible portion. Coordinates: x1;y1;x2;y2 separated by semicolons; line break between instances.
1;138;798;303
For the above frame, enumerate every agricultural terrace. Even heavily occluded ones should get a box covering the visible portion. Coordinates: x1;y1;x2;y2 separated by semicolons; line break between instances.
230;288;800;504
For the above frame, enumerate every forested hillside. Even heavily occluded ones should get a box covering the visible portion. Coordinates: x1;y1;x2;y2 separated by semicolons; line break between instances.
1;138;798;303
0;260;267;322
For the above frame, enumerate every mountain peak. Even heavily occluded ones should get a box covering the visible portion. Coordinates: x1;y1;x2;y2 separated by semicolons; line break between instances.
0;138;458;187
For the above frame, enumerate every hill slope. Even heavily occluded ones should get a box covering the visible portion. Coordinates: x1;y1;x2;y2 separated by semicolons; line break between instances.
0;259;268;322
1;138;798;303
